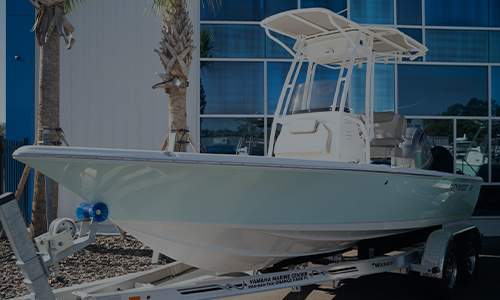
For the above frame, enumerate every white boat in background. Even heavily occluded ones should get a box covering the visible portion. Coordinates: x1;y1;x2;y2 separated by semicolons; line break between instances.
13;8;482;272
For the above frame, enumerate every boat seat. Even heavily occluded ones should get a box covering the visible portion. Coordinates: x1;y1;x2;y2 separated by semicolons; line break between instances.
357;111;406;158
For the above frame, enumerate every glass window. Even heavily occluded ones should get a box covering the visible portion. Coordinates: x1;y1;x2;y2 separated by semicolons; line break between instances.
201;62;264;114
200;25;265;58
200;0;298;21
265;32;296;59
425;0;488;27
350;0;393;24
456;120;489;181
265;0;297;18
266;63;340;115
200;1;263;21
396;0;421;25
493;67;500;116
492;67;500;182
351;63;394;114
490;31;500;63
399;28;422;44
398;65;488;116
473;185;500;216
398;29;423;62
301;0;347;16
490;1;500;27
406;119;454;172
492;120;500;182
200;118;265;156
426;30;489;63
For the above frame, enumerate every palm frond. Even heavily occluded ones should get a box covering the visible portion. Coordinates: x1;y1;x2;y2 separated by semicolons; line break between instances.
149;0;221;18
63;0;88;15
200;27;215;74
201;0;221;15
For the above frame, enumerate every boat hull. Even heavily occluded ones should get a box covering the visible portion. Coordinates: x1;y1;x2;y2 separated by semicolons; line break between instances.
13;146;482;271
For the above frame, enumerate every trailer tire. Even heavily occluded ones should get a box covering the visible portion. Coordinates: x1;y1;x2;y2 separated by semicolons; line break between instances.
459;232;479;285
432;241;460;299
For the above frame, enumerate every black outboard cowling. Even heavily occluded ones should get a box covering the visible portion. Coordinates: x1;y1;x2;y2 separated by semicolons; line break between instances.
430;146;454;173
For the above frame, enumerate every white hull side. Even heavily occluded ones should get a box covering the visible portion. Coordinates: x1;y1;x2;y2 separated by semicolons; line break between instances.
113;216;469;271
13;146;483;271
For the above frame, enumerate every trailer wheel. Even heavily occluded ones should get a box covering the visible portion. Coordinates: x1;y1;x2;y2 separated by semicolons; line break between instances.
432;241;460;299
460;232;479;285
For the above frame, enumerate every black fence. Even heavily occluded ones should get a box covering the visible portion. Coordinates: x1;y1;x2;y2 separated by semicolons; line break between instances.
0;136;30;224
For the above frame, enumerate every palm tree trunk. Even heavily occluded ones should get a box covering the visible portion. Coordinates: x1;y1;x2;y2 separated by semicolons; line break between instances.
168;85;188;152
152;0;195;152
30;32;60;238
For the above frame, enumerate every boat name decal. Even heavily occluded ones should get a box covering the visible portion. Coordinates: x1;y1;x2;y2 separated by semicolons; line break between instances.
450;184;473;192
372;261;394;269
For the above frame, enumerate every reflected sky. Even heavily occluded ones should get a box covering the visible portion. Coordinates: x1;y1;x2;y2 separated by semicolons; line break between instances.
398;65;488;116
201;62;264;114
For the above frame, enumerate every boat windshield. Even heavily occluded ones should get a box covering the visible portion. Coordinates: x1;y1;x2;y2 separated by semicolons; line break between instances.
289;80;348;114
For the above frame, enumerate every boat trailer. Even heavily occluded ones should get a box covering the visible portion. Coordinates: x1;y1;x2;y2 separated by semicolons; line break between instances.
0;192;480;300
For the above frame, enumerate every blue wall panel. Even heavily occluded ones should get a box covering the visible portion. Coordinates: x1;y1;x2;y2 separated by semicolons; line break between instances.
6;1;35;222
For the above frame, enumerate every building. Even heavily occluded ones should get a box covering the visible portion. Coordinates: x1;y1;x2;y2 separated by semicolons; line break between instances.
2;0;499;234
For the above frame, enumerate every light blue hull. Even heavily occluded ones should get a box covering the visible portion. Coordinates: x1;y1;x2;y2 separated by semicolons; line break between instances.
13;146;482;271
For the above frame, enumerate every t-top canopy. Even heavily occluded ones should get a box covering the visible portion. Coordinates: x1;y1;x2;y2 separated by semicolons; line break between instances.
260;8;427;60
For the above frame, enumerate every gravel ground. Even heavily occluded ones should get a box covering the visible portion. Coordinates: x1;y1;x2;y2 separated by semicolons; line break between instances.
0;235;174;299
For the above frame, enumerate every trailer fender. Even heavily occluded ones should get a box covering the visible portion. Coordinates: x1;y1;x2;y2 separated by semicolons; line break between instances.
420;224;479;279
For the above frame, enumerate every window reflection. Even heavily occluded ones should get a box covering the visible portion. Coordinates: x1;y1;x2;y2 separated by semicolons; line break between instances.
350;0;393;24
398;29;423;62
301;0;347;16
265;32;296;59
398;65;488;116
200;25;265;59
201;62;264;114
493;68;500;116
491;121;500;182
351;64;394;114
201;118;266;156
490;1;500;27
425;0;488;27
490;32;500;63
426;30;489;63
396;0;421;25
456;120;489;181
265;0;298;18
200;0;297;21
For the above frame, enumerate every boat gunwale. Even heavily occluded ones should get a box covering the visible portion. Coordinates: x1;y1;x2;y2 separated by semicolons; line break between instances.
13;147;484;183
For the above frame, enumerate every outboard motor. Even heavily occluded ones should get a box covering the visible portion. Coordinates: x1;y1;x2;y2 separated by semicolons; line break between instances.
430;146;454;173
396;127;433;169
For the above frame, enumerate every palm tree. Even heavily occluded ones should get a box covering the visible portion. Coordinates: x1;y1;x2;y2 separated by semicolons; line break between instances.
151;0;218;152
29;0;85;237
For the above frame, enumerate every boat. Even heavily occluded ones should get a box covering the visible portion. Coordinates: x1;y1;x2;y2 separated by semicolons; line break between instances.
454;121;500;181
13;8;482;272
